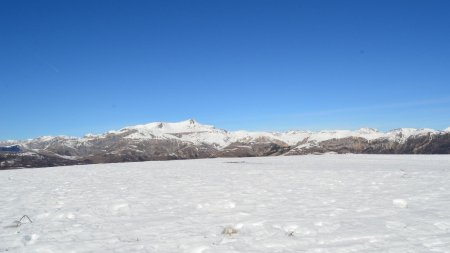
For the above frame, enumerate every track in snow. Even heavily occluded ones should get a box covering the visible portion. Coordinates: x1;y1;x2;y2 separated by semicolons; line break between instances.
1;155;450;252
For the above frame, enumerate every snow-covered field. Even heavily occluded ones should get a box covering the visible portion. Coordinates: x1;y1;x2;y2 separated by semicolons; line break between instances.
1;155;450;253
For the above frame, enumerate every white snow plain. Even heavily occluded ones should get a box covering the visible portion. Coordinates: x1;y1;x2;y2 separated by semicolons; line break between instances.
1;155;450;253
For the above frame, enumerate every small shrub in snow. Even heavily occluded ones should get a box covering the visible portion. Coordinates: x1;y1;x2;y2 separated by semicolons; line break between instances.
222;226;239;236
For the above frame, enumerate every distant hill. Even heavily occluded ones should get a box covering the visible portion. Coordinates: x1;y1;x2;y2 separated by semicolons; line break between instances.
0;145;21;153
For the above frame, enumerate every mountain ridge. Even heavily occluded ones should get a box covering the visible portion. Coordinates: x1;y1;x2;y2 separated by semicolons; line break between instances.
1;120;449;169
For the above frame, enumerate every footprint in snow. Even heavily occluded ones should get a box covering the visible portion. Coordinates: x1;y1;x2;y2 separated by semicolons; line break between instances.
22;234;39;245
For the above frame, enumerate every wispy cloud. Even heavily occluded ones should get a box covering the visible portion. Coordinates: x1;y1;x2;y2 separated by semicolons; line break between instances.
213;97;450;130
29;49;60;73
40;59;59;73
293;97;450;117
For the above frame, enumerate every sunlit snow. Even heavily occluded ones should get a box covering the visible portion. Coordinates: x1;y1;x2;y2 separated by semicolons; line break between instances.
1;155;450;252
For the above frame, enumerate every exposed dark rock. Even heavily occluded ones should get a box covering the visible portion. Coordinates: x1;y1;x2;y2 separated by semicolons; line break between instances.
0;145;21;153
1;124;448;169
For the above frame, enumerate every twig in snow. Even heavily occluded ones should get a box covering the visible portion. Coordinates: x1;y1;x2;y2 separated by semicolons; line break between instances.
18;215;32;224
4;215;33;228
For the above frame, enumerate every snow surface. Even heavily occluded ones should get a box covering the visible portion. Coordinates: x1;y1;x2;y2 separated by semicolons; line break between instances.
1;155;450;252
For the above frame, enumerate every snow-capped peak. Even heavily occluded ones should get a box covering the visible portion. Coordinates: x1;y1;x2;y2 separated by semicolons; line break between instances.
388;128;437;136
110;119;222;141
81;121;446;147
123;119;215;133
358;128;379;134
3;121;445;151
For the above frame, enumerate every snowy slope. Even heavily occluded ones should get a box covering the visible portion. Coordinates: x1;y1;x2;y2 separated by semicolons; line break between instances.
1;120;448;169
88;119;445;147
6;119;446;149
1;155;450;252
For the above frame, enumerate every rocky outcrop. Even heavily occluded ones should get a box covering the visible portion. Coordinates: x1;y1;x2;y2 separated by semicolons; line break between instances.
285;133;450;155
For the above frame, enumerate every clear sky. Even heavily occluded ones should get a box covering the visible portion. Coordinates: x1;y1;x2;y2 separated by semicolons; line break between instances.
1;0;450;140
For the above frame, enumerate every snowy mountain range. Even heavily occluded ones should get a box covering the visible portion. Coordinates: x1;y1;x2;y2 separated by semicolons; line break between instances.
1;119;449;169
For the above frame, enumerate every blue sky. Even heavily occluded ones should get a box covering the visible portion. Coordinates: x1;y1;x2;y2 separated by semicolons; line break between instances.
1;0;449;140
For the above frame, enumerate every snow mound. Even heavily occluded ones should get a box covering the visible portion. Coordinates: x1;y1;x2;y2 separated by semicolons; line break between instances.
392;199;408;208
